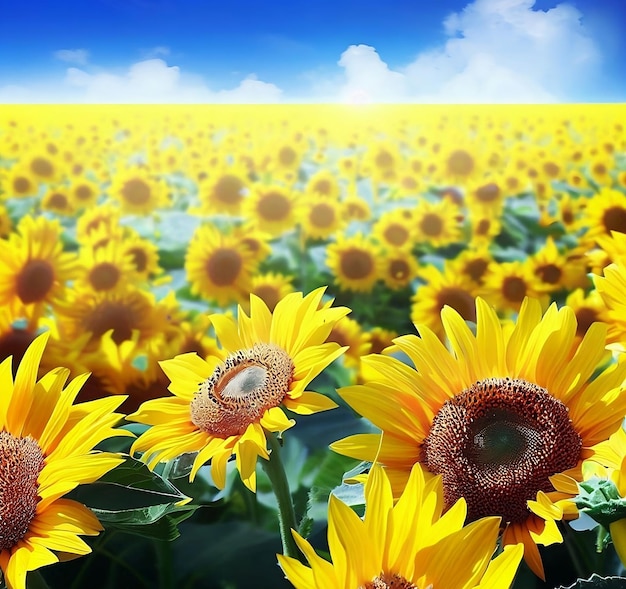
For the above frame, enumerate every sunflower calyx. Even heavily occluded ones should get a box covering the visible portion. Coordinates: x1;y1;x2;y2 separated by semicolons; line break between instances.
574;477;626;531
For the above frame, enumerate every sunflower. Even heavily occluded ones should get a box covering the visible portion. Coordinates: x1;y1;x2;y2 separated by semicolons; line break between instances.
304;169;341;201
54;285;170;353
529;237;589;293
68;177;101;210
20;149;65;184
75;203;122;245
225;225;270;265
244;184;301;237
411;264;479;341
341;192;371;223
593;262;626;349
361;141;401;184
0;216;79;324
327;315;371;371
564;289;611;345
381;250;419;290
250;272;295;313
412;199;463;248
41;186;76;217
580;188;626;246
326;233;383;293
108;166;170;215
366;326;398;355
195;165;250;216
479;260;549;315
372;209;415;251
75;240;137;293
185;223;259;307
451;246;494;288
300;196;344;242
1;167;39;199
119;231;163;280
278;463;523;589
587;152;614;187
465;176;507;214
436;139;485;185
332;297;626;579
128;288;349;491
0;332;129;589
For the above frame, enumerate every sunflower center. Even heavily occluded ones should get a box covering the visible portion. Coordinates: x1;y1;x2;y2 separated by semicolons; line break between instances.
128;247;148;272
121;178;151;205
258;192;291;221
16;259;55;304
0;433;45;552
543;162;560;178
363;573;417;589
501;276;527;303
205;249;243;286
13;177;32;194
374;150;394;169
75;185;94;201
422;377;582;524
464;259;488;283
436;288;477;323
313;179;332;195
190;343;294;437
602;206;626;234
310;203;335;228
475;182;500;202
214;175;244;205
340;249;374;280
89;262;122;291
535;264;562;285
254;285;281;312
389;259;410;281
30;157;54;178
475;219;491;236
447;149;474;176
85;301;135;344
383;224;409;247
420;213;443;237
575;307;598;338
49;192;69;209
278;147;297;167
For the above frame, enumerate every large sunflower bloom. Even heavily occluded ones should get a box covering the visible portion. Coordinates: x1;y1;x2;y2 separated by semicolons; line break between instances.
0;216;79;325
128;288;349;492
278;463;523;589
0;333;129;589
331;297;626;579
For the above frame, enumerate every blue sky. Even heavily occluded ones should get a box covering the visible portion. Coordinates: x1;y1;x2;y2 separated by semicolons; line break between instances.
0;0;624;102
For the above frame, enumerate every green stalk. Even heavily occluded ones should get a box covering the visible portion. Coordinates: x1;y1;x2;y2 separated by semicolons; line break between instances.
261;433;302;561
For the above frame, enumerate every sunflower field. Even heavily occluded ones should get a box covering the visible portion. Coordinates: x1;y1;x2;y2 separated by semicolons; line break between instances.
1;103;626;589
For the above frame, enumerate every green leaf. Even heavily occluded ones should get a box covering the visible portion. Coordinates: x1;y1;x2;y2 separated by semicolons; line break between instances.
67;458;200;541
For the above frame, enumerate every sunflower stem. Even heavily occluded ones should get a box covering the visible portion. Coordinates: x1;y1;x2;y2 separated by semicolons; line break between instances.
262;432;302;562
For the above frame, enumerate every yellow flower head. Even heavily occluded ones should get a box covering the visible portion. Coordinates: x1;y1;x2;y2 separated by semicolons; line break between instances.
278;463;523;589
0;333;130;589
332;297;626;579
128;288;349;492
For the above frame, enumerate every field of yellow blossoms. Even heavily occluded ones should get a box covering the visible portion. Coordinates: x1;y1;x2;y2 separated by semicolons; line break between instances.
1;104;626;589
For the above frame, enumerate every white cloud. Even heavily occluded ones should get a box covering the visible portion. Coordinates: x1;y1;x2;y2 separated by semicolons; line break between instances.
335;0;601;103
0;58;282;104
54;49;90;65
0;0;605;104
